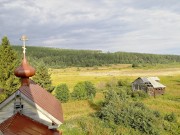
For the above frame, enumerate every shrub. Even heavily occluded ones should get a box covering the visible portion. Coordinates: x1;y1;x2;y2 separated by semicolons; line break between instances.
71;81;96;100
98;89;159;135
71;82;87;100
84;81;96;98
55;84;70;103
153;111;161;118
132;63;139;68
131;90;149;99
117;79;129;87
164;113;176;122
163;121;180;135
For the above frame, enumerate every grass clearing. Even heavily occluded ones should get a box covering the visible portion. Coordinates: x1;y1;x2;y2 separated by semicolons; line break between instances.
50;64;180;124
62;93;104;121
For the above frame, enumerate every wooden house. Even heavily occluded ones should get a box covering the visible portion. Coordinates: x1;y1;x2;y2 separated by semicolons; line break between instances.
132;77;166;96
0;36;63;135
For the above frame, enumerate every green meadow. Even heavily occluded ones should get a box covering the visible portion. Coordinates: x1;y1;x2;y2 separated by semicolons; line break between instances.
50;64;180;134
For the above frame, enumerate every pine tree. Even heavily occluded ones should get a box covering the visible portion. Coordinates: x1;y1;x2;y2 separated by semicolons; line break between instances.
0;36;20;98
32;63;54;92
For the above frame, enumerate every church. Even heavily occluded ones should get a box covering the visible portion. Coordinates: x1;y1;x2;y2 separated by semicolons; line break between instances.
0;36;63;135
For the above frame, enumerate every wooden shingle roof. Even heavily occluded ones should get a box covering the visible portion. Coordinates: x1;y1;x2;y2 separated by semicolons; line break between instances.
0;113;61;135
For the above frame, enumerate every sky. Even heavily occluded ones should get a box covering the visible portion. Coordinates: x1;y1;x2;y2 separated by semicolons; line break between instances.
0;0;180;55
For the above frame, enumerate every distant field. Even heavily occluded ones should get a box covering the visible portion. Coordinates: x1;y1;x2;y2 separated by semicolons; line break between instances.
50;64;180;123
50;64;180;91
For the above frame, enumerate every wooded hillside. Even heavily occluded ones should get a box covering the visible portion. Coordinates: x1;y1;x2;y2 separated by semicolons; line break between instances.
13;46;180;68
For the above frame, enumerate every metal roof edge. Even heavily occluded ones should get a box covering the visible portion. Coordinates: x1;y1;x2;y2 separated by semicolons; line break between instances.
0;91;17;109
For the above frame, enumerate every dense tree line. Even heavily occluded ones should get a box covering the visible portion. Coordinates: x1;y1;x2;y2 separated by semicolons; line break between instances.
12;46;180;68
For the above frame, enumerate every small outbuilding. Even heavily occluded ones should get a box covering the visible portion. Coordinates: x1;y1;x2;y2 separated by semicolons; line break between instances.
132;77;166;96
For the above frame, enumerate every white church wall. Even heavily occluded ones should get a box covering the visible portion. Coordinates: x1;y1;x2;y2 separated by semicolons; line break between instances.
0;99;14;123
21;98;53;126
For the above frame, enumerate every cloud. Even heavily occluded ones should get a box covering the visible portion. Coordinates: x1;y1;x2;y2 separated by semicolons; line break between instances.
0;0;180;54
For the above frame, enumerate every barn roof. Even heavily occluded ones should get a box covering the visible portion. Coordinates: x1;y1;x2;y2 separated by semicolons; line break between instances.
147;77;166;88
140;77;149;83
133;77;166;88
19;80;63;123
0;113;61;135
148;77;160;81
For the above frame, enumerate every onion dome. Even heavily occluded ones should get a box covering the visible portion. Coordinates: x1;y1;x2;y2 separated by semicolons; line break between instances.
14;35;35;81
14;56;35;78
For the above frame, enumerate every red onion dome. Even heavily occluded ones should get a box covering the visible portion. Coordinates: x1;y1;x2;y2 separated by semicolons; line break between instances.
14;56;35;78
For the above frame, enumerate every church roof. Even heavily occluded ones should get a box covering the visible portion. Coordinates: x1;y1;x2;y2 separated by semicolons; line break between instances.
19;80;64;123
0;113;61;135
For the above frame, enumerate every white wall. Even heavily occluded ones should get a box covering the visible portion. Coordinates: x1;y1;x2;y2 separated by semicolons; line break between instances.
0;91;61;126
21;98;53;126
0;100;14;123
0;95;53;126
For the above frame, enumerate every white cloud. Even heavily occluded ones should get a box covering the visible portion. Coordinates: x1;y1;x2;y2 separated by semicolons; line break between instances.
0;0;180;54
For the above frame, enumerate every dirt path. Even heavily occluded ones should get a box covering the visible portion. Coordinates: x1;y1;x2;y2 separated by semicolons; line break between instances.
79;68;180;76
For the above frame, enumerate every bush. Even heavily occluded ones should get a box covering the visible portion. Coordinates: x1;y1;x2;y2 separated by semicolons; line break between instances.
55;84;70;103
163;121;180;135
71;81;96;100
164;113;176;122
71;82;87;100
132;63;139;68
131;90;149;99
117;79;129;87
153;111;161;118
84;81;96;98
98;89;159;135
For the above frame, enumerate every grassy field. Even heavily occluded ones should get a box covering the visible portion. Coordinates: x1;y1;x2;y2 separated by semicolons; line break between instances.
50;64;180;91
50;64;180;134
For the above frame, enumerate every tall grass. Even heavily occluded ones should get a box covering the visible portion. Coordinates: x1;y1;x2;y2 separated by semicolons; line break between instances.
51;64;180;134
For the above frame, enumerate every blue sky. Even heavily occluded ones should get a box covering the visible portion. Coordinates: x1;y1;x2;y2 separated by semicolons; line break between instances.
0;0;180;54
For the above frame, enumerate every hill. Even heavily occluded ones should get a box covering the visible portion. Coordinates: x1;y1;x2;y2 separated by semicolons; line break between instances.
12;46;180;68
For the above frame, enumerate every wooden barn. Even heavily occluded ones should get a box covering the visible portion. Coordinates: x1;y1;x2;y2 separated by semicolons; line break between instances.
132;77;166;96
0;36;63;135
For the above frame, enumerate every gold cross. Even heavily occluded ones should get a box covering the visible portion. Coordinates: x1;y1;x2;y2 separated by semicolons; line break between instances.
20;35;28;55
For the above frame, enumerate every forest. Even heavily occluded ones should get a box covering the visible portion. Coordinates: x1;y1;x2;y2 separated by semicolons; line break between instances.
12;46;180;68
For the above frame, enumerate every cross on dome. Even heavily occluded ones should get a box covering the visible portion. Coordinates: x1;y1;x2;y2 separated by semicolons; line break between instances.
20;35;28;55
14;35;35;86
